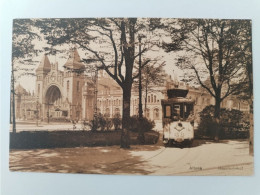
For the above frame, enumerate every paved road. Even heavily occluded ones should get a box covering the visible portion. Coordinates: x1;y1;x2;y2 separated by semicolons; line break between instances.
9;139;253;175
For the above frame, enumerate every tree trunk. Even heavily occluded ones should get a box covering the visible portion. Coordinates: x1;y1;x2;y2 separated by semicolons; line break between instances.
121;84;132;148
214;98;221;141
249;99;254;156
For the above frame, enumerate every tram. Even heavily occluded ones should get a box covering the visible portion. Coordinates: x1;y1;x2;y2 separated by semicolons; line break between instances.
161;88;195;147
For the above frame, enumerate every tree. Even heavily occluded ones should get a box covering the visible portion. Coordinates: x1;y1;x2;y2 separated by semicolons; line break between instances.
36;18;159;148
11;19;40;133
164;19;251;141
134;60;166;117
232;21;253;155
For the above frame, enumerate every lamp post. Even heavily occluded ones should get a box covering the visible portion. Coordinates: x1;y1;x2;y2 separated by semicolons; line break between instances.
138;34;145;144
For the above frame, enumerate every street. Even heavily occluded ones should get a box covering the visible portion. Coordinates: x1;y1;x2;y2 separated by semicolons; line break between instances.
9;139;253;175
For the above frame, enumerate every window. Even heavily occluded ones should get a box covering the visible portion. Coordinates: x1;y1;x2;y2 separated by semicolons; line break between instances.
38;84;40;95
154;108;160;120
148;96;150;103
77;81;80;92
165;105;171;118
115;108;120;115
154;95;156;103
151;94;153;103
105;108;110;117
67;80;70;92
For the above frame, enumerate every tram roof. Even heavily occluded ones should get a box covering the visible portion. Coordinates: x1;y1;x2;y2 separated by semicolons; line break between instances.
167;88;189;98
161;98;195;104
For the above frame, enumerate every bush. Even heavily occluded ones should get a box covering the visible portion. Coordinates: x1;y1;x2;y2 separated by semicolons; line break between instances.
128;115;155;132
112;113;122;130
197;105;249;139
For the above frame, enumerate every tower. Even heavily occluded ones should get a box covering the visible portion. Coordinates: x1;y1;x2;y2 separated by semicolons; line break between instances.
35;55;51;117
63;48;85;120
82;81;94;121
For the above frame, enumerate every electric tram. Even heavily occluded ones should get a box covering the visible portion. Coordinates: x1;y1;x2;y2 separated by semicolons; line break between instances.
161;88;195;147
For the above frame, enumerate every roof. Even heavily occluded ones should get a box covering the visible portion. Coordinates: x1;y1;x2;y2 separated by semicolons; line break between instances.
36;54;51;72
15;84;28;95
167;88;189;98
63;48;85;70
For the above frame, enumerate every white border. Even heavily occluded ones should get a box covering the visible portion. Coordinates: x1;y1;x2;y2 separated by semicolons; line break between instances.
1;0;260;194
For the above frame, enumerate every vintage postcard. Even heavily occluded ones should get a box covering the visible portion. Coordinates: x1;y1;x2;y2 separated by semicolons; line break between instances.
9;18;254;175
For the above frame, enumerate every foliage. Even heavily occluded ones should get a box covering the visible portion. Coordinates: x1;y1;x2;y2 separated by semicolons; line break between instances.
12;19;41;78
128;115;155;132
198;105;249;139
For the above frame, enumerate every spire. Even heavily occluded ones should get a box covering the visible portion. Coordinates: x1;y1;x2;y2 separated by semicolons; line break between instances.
36;54;51;73
64;48;85;70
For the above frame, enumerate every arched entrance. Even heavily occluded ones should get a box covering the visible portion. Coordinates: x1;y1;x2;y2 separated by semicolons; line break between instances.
45;85;63;121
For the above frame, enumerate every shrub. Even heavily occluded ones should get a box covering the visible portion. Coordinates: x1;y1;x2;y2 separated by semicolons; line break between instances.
105;118;113;131
197;105;249;139
97;113;107;131
112;113;122;130
128;115;155;132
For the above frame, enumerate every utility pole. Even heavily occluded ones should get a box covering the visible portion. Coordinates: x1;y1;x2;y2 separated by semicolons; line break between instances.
138;35;143;119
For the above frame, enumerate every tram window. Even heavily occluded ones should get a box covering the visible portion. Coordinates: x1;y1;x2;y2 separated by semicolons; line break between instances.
165;105;171;117
173;104;181;121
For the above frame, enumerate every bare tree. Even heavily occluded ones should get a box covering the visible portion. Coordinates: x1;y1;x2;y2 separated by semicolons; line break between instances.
36;18;160;148
164;19;252;141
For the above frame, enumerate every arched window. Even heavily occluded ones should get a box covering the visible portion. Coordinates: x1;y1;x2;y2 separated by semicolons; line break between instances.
77;81;80;92
154;95;157;103
105;108;110;117
153;108;160;120
67;80;70;92
148;96;150;103
146;108;150;119
151;94;153;103
115;108;120;115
